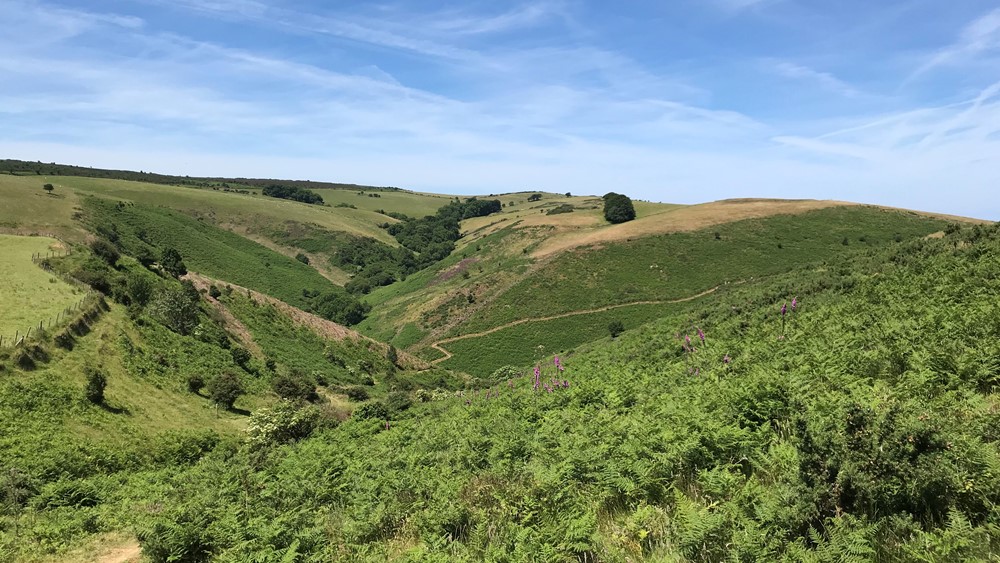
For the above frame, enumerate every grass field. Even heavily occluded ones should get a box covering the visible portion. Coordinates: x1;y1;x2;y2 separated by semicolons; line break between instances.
312;187;454;217
54;176;400;244
0;235;86;343
0;175;84;242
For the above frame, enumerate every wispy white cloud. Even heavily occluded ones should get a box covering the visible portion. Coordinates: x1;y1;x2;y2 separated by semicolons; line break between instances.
424;2;566;35
2;0;999;220
909;8;1000;80
768;60;862;98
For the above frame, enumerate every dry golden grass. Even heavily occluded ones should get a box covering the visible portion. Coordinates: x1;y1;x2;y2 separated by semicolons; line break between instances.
530;199;855;258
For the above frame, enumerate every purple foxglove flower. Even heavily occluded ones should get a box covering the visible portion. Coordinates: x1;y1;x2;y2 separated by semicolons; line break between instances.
697;328;705;343
723;354;731;364
685;334;691;347
791;297;798;311
781;303;787;316
385;421;390;430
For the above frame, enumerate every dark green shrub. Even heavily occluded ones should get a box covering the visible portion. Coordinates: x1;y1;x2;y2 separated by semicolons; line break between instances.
160;247;187;277
33;480;102;509
125;271;154;307
343;386;370;401
272;373;317;402
386;391;412;413
187;374;205;394
230;347;251;368
208;372;244;410
353;401;389;420
90;238;120;267
208;285;222;299
295;253;310;265
608;320;625;338
84;366;106;404
602;192;636;224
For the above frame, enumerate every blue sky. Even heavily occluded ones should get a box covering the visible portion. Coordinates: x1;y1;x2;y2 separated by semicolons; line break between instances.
2;0;999;218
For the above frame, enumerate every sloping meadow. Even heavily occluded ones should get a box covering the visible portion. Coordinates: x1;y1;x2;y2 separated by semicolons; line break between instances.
61;223;998;560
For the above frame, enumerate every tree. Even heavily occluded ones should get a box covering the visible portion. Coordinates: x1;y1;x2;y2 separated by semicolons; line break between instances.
295;253;310;265
84;366;107;404
608;321;625;338
149;286;199;335
272;373;316;402
187;374;205;394
386;345;399;368
124;271;153;307
43;183;54;194
603;193;636;224
160;247;187;278
208;372;245;410
527;193;542;202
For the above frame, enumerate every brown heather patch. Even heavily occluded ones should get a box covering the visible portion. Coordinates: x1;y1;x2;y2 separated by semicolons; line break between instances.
431;257;479;286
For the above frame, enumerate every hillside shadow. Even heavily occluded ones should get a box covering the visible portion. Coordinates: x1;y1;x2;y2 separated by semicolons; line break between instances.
100;402;131;415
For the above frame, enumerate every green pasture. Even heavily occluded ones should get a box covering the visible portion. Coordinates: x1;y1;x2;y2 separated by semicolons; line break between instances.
0;175;83;241
0;234;85;343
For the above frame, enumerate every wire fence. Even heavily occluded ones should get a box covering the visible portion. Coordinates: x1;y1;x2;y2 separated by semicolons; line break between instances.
0;293;96;349
1;244;97;350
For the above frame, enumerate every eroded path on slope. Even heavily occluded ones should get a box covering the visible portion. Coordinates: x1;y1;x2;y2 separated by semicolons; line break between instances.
430;286;720;364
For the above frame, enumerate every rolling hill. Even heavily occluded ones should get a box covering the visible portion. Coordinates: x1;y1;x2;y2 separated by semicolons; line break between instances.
0;162;995;561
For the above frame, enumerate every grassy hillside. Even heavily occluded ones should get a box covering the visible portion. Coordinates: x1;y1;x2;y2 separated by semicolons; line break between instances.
361;206;950;373
81;197;345;312
0;243;455;560
0;235;86;343
0;175;85;242
5;217;997;561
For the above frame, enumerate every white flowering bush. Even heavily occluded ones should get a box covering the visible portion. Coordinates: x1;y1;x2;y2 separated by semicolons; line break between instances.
245;400;320;449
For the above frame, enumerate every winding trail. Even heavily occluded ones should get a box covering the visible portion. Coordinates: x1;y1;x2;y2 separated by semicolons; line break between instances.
430;286;720;364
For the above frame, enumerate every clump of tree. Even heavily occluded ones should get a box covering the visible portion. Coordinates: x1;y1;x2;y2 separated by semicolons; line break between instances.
384;197;501;271
603;192;636;224
262;184;324;205
43;183;54;194
527;193;542;202
308;291;371;326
